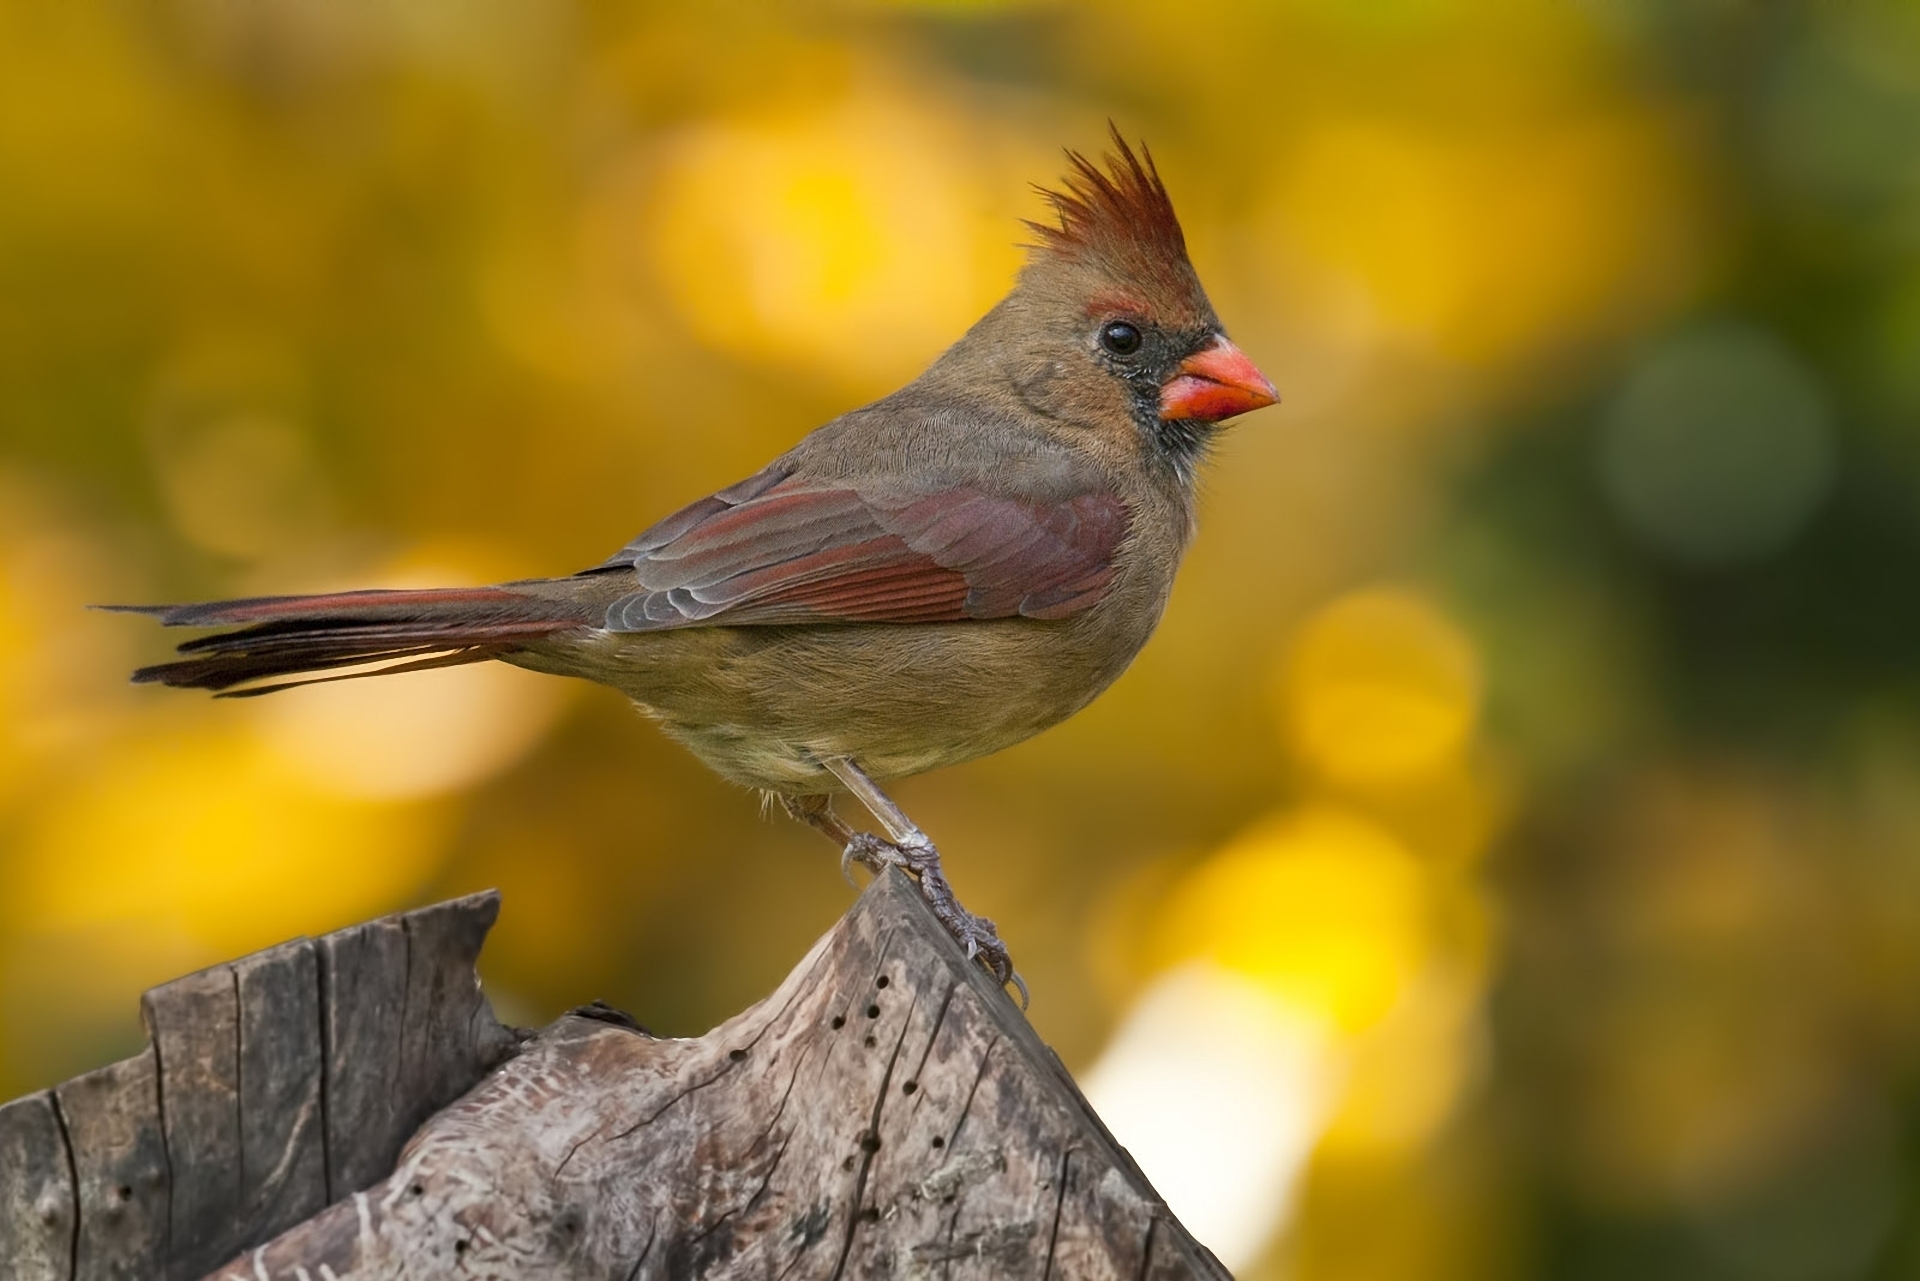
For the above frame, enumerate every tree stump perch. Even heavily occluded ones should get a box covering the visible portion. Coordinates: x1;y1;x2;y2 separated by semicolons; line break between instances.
1;871;1230;1279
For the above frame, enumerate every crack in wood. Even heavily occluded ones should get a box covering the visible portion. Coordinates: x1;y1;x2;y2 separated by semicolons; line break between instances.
49;1090;79;1281
765;1042;813;1139
146;999;178;1273
686;1124;797;1266
552;1107;613;1179
905;981;958;1118
1134;1212;1161;1281
395;918;416;1128
1041;1147;1076;1280
314;947;334;1208
621;1219;656;1280
943;1035;1000;1160
867;927;899;995
827;996;918;1279
232;967;246;1197
746;1131;796;1216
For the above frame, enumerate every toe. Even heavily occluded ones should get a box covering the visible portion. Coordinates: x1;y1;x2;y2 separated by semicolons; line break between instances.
1007;970;1030;1009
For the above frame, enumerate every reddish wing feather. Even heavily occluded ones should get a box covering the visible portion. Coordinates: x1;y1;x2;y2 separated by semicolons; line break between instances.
602;475;1126;631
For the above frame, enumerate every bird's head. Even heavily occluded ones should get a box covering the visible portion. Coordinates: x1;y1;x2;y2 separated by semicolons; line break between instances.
944;128;1278;479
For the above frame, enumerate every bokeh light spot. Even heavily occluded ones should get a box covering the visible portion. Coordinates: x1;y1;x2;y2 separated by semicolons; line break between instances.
1279;588;1481;787
150;413;332;560
642;100;1017;388
1599;324;1837;568
1158;808;1429;1032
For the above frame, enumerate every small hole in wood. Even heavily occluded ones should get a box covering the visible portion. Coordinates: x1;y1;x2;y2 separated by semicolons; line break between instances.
863;1034;877;1048
861;1206;881;1223
930;1136;945;1148
876;975;890;989
902;1081;917;1096
842;1155;855;1171
455;1240;468;1256
409;1184;424;1198
115;1185;131;1201
831;1015;845;1030
860;1131;881;1153
728;1048;746;1062
866;1004;880;1019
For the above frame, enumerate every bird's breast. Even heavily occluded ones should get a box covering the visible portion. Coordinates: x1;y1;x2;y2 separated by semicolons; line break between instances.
515;601;1162;793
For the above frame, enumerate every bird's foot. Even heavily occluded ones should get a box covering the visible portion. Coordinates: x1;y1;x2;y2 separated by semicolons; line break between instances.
839;832;888;886
840;832;1027;1008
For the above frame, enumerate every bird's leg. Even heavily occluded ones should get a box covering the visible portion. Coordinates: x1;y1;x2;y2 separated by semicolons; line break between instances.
787;759;1025;1006
778;793;896;887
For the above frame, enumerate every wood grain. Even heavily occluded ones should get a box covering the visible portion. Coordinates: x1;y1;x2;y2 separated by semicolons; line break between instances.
0;1090;74;1280
234;940;326;1250
0;893;513;1281
202;872;1229;1280
58;1049;169;1281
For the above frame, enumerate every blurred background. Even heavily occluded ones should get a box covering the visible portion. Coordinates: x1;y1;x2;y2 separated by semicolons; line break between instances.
2;1;1918;1276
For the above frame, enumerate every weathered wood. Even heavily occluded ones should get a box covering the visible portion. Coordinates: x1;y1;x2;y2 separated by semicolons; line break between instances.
4;878;1226;1280
392;897;519;1149
0;1091;73;1279
58;1050;169;1281
144;964;242;1280
234;940;326;1250
316;914;409;1196
314;894;519;1200
202;871;1230;1280
0;893;515;1281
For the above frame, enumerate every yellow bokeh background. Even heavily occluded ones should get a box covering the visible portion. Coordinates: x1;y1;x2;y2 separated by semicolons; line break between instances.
5;2;1918;1277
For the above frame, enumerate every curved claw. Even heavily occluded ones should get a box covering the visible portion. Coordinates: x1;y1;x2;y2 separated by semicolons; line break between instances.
1006;969;1030;1010
944;917;1022;1005
840;833;903;883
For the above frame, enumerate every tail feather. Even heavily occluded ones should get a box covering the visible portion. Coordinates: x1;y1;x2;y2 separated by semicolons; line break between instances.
108;583;595;695
165;645;520;698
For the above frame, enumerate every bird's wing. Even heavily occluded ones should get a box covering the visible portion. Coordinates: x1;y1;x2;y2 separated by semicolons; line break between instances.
594;463;1129;631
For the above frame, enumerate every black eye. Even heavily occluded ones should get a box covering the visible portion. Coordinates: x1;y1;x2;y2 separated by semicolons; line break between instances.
1099;321;1142;356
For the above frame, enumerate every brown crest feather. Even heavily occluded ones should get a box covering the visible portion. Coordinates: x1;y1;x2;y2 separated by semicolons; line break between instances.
1023;125;1196;298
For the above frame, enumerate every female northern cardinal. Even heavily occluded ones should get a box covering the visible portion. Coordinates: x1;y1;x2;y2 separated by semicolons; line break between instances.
115;131;1277;999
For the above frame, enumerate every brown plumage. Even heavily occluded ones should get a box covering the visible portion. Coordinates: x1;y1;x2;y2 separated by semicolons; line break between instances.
113;128;1279;995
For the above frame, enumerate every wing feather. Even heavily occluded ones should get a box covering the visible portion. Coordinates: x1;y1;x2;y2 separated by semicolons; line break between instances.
599;466;1126;631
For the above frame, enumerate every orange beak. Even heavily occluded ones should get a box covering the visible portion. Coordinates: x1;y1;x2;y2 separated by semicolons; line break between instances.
1158;337;1279;423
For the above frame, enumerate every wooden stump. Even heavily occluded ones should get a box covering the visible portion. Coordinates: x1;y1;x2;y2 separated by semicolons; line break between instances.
0;872;1230;1280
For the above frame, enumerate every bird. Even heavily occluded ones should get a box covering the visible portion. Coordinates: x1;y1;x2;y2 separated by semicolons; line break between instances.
110;129;1278;1001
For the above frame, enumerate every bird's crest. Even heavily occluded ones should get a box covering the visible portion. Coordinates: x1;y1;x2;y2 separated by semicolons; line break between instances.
1023;126;1197;303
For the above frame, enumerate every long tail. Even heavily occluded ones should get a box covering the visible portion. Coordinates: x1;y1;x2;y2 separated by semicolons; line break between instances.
106;583;599;697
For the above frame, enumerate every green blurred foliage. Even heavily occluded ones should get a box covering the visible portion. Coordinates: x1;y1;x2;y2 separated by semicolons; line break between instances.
1;2;1917;1277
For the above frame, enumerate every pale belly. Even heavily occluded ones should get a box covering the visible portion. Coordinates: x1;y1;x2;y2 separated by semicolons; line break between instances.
506;614;1143;793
